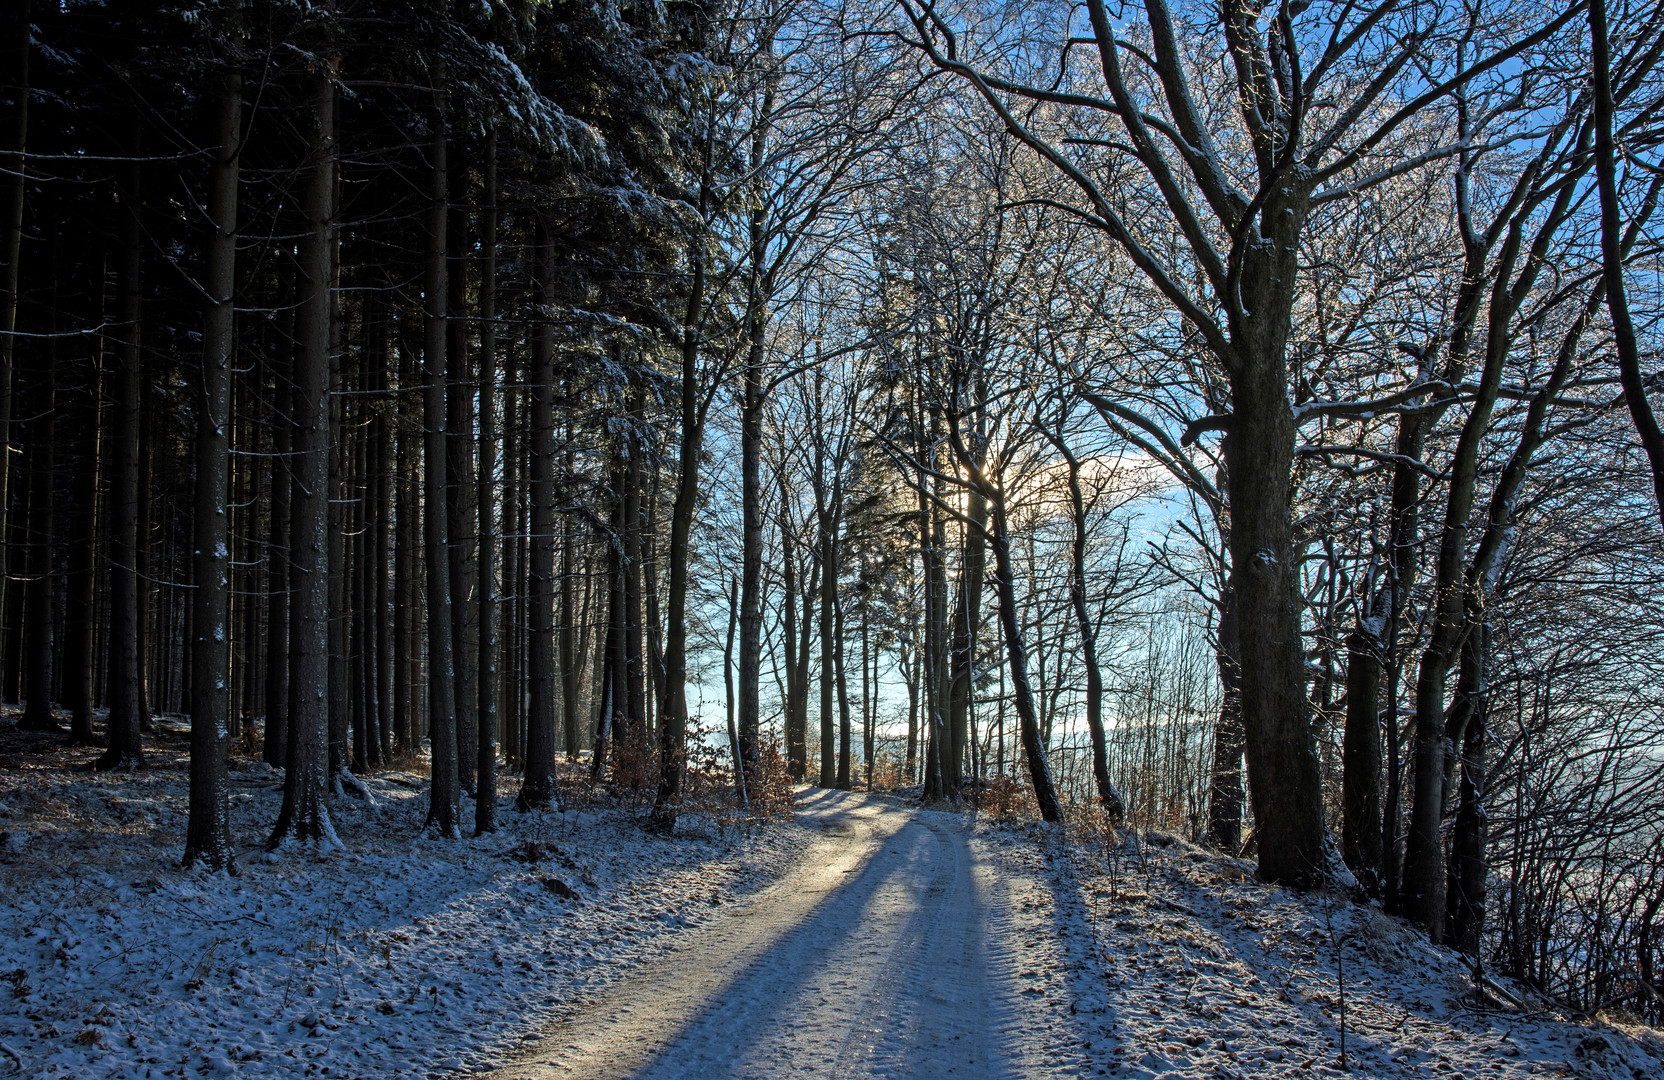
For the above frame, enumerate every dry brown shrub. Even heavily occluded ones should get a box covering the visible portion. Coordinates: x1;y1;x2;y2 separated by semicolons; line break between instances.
866;752;912;792
746;740;798;822
977;773;1036;820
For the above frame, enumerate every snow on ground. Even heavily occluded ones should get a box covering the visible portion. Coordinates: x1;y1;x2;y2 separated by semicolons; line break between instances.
4;707;1662;1080
976;816;1664;1080
0;714;807;1079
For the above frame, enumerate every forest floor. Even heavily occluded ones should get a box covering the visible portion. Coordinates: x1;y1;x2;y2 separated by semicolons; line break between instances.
2;711;1662;1079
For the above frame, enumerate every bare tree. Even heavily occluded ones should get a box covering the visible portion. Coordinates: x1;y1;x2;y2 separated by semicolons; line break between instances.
900;0;1589;884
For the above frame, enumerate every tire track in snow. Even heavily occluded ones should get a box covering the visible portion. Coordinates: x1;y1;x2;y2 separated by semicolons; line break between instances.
481;793;1024;1080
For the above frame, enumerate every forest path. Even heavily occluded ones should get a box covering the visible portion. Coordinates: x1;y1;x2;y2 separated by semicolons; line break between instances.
482;790;1050;1080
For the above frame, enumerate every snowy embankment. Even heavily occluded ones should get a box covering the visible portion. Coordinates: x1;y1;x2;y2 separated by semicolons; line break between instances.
979;818;1664;1080
0;716;807;1079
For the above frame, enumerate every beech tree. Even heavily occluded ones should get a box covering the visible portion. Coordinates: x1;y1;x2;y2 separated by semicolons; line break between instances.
898;0;1595;885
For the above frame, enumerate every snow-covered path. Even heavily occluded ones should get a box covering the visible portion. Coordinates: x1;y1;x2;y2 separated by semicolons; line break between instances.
485;791;1664;1080
488;790;1045;1080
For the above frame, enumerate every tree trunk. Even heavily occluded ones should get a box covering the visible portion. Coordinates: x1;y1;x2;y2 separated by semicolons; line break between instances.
18;345;55;731
475;127;499;834
1405;239;1516;937
1590;0;1664;534
0;0;29;677
919;438;942;801
374;343;394;765
446;129;477;797
559;445;579;761
642;479;665;743
326;336;348;791
422;93;460;837
739;364;764;778
263;297;292;768
648;232;707;833
353;395;378;770
816;381;836;790
945;488;985;799
135;381;155;728
779;462;806;779
1445;621;1490;956
623;419;646;757
862;612;873;788
64;349;100;745
97;148;146;772
499;376;521;765
1342;627;1383;891
517;220;559;810
1203;583;1245;847
834;578;852;790
267;60;335;847
1221;328;1324;884
184;61;240;871
724;577;746;805
1379;404;1434;910
988;488;1060;823
596;480;626;781
1046;425;1122;818
392;334;416;755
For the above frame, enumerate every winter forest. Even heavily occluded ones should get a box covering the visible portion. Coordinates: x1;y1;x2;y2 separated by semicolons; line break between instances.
3;0;1664;1076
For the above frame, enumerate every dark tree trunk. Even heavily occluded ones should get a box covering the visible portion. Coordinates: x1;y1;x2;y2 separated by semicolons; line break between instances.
326;344;348;791
724;577;746;805
623;422;646;757
905;637;919;782
862;613;873;788
1445;621;1490;956
134;394;154;727
393;332;417;754
18;346;55;731
422;93;460;837
353;396;378;770
815;382;836;789
648;232;707;833
989;491;1060;823
268;60;335;846
1590;0;1664;533
595;489;625;781
500;375;521;764
928;441;951;796
919;440;942;801
1406;261;1516;939
233;386;255;746
1045;424;1123;817
446;129;477;796
778;462;806;779
1378;404;1435;910
559;445;579;761
64;349;99;745
96;150;146;772
518;221;559;809
0;0;29;674
474;127;499;834
1342;627;1383;890
183;61;240;871
263;304;292;768
834;578;851;790
945;488;985;799
374;368;394;765
1207;599;1245;849
1220;339;1324;883
739;366;764;776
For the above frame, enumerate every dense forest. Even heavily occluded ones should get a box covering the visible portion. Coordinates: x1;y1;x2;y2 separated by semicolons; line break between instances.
3;0;1664;1036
